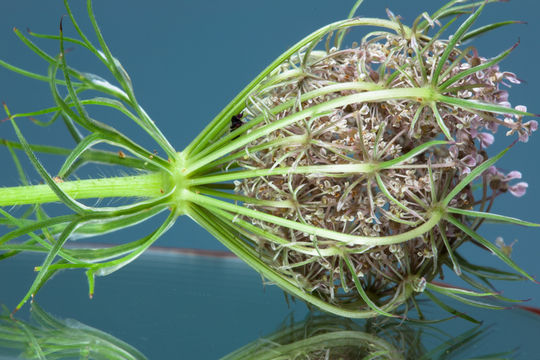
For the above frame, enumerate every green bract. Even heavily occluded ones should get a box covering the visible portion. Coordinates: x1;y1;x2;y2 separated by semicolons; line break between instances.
0;0;538;320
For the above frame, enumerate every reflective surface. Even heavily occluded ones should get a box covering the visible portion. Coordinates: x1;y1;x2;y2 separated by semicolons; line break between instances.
2;249;540;359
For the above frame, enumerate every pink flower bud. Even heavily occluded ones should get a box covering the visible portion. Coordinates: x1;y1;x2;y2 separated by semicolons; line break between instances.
503;72;521;85
518;130;530;143
525;120;538;132
461;154;477;167
509;182;528;197
477;132;494;147
505;171;522;181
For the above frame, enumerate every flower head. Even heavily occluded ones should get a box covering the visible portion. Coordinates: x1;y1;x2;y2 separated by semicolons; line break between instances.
216;2;538;318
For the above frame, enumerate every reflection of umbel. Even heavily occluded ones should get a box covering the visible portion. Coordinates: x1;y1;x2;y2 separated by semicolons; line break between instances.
0;303;147;360
222;312;511;360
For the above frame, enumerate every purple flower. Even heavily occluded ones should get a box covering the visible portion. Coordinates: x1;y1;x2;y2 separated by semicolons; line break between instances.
485;167;528;197
520;120;539;143
509;182;528;197
470;129;495;148
486;121;499;133
504;171;522;181
477;132;494;147
461;154;477;167
526;120;539;132
501;71;521;86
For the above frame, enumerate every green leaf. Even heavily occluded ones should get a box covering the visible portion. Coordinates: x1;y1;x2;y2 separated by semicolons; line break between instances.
438;222;461;276
58;133;103;177
335;0;365;49
457;271;523;304
375;173;424;222
446;215;536;282
378;140;448;170
426;282;497;298
431;1;486;85
15;219;83;311
417;0;462;31
437;94;536;117
87;211;176;278
27;27;90;50
447;207;540;227
0;138;157;173
462;20;524;42
9;114;87;214
83;0;176;158
0;58;70;85
408;105;425;137
49;54;171;172
439;42;518;91
424;289;480;324
435;289;507;310
442;145;510;207
0;208;82;264
11;26;85;89
455;252;524;282
428;1;501;26
342;254;397;317
430;103;454;141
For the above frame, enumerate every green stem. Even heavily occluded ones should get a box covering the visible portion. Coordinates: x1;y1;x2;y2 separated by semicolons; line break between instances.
0;172;165;206
184;189;444;246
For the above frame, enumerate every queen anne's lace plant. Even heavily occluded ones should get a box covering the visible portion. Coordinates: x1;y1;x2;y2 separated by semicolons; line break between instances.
0;0;538;320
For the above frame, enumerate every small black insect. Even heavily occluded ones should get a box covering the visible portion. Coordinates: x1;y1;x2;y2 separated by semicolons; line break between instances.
230;112;244;132
230;113;244;140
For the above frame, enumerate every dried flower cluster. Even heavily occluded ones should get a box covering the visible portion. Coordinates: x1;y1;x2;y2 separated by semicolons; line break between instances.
231;29;537;310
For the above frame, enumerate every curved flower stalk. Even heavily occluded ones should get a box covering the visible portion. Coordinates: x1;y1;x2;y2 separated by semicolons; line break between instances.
0;0;538;319
0;303;147;359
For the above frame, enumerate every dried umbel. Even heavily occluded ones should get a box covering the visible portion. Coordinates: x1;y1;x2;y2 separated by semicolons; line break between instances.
223;15;538;316
0;0;538;319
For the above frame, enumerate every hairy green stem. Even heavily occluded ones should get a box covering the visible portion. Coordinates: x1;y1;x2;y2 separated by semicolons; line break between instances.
0;173;165;206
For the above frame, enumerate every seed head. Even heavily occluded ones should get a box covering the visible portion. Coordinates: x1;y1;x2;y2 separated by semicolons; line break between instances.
224;5;537;317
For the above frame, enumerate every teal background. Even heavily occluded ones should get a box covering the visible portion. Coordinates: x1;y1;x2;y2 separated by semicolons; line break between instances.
1;1;539;358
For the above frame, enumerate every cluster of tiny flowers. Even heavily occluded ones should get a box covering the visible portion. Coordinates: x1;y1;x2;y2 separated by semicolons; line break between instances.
230;32;536;305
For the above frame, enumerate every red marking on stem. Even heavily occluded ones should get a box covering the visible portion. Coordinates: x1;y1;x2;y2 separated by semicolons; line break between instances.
516;305;540;316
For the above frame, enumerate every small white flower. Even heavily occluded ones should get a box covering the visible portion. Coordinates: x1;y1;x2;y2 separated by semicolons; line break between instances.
495;236;517;257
